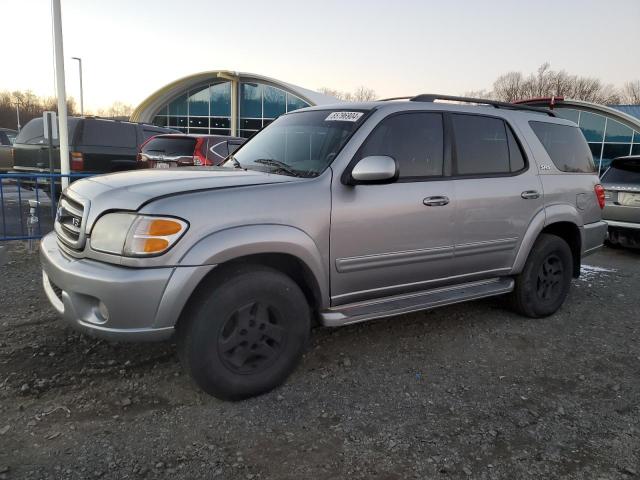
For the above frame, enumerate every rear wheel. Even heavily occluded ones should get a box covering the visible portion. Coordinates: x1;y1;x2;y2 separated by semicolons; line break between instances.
510;233;573;318
177;265;311;400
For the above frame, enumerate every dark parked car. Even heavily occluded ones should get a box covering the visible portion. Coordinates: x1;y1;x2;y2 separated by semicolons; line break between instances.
602;155;640;248
0;127;18;172
12;117;177;174
138;134;245;169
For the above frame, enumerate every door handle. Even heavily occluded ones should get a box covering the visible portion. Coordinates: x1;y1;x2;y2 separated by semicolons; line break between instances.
423;196;450;207
521;190;540;200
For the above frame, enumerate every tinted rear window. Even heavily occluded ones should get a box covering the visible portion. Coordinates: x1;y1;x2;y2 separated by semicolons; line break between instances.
14;118;80;145
81;120;137;147
142;137;196;156
602;160;640;184
529;121;596;173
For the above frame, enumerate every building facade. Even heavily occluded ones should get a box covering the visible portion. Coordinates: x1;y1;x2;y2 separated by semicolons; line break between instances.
519;98;640;173
129;71;339;138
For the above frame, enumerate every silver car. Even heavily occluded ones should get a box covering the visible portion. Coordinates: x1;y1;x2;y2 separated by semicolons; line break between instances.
602;155;640;248
40;95;607;400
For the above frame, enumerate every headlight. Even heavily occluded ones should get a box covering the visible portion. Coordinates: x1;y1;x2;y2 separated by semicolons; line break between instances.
90;213;188;257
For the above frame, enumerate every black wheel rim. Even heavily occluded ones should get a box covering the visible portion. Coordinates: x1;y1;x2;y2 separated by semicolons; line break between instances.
217;301;287;374
536;253;564;302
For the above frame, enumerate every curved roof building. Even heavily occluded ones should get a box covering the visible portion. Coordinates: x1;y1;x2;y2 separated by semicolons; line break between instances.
130;70;340;138
517;97;640;173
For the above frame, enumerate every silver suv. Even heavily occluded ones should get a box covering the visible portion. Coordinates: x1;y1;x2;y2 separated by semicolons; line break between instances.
41;95;607;400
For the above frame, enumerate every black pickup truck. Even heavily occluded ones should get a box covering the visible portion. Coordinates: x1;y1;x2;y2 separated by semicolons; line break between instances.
12;117;177;174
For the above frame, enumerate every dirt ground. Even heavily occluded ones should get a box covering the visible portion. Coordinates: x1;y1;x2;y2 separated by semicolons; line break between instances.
0;243;639;479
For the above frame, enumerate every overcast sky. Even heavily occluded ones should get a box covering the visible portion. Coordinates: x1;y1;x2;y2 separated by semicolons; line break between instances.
3;0;640;111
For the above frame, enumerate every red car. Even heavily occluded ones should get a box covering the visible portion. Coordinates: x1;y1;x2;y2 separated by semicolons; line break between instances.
138;134;245;168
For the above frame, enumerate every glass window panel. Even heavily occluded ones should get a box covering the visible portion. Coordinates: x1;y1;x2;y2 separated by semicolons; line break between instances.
360;112;444;178
263;85;286;119
634;131;640;143
173;116;187;128
632;144;640;155
588;143;602;164
210;118;230;129
211;128;231;136
239;130;257;139
188;86;209;116
578;112;606;142
554;108;579;124
189;128;208;135
210;82;231;117
452;114;510;175
528;121;596;173
600;143;632;171
241;119;262;130
189;117;209;128
152;116;167;127
286;94;309;112
240;83;262;118
168;93;188;116
604;119;633;143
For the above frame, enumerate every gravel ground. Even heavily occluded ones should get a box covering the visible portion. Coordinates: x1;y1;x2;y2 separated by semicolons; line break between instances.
0;243;639;479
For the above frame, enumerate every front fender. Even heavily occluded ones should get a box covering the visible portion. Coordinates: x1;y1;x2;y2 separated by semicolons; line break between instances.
179;224;329;307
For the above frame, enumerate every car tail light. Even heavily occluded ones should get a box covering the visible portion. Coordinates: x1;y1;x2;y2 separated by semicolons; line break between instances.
594;184;605;209
71;151;84;171
193;138;211;166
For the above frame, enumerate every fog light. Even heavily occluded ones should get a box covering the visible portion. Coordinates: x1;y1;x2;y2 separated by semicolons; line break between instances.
98;301;109;321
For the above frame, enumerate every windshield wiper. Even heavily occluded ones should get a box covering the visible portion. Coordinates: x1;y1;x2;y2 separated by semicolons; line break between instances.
253;159;301;177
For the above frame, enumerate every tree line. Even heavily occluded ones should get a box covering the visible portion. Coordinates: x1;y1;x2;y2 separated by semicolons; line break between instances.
0;91;77;130
467;63;640;104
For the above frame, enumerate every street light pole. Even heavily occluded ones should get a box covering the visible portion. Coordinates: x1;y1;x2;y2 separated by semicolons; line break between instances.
15;104;21;131
72;56;83;116
52;0;70;189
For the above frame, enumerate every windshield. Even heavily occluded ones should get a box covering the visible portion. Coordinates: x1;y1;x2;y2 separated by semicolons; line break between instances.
224;109;367;177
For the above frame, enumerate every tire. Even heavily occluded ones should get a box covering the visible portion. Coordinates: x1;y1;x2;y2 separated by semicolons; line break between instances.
510;233;573;318
177;264;311;400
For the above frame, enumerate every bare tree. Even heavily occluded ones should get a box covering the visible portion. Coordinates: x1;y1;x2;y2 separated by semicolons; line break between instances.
93;101;134;119
318;86;377;102
622;81;640;104
0;90;76;130
474;63;625;104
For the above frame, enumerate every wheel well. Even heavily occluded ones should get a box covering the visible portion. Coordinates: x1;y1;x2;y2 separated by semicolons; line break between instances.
189;253;323;324
541;222;581;277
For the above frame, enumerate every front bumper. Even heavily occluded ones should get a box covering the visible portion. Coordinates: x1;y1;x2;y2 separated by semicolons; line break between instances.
40;232;214;341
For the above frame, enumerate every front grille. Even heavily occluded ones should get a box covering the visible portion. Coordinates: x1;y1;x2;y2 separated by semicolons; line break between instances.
55;193;87;250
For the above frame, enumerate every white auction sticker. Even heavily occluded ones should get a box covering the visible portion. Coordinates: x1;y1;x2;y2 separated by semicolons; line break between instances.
325;111;364;122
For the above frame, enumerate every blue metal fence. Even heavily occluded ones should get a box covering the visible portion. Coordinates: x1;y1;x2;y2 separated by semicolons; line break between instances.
0;173;92;241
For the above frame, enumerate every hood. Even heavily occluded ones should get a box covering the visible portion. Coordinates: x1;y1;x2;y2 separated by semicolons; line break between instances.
67;168;298;227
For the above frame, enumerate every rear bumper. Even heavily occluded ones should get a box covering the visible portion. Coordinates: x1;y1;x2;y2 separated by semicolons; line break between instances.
581;220;607;257
40;232;214;341
605;219;640;230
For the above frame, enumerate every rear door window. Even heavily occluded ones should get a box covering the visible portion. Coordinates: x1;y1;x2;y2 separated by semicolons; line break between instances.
358;112;444;179
529;121;596;173
81;121;137;148
452;114;512;175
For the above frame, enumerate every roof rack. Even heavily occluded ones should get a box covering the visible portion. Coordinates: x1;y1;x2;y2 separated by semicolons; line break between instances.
407;94;556;117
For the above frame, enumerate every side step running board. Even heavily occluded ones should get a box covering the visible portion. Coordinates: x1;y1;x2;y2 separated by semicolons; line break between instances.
321;277;514;327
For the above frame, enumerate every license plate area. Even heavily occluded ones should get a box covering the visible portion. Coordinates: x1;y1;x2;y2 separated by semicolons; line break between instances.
152;161;176;169
618;192;640;207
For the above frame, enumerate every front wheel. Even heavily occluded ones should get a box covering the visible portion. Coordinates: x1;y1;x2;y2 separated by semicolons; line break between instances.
510;233;573;318
177;265;311;400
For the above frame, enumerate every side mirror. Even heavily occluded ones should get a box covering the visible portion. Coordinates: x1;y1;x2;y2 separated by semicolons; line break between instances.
349;156;398;184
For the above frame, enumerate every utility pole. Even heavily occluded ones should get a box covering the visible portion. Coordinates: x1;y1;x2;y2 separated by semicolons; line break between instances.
15;104;21;131
72;57;83;116
52;0;70;189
